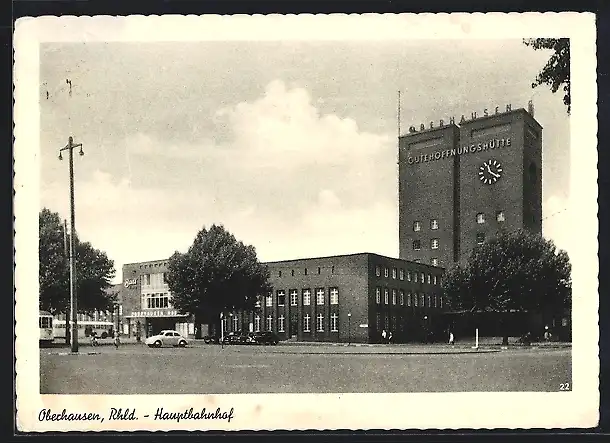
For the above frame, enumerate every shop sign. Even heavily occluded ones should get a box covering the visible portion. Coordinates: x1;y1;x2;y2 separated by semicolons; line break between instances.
124;278;138;288
130;309;181;318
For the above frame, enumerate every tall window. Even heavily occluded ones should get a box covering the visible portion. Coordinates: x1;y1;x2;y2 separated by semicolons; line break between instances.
399;290;404;305
384;268;389;278
330;313;338;332
430;219;439;230
433;295;437;308
278;315;285;332
414;273;418;283
421;273;425;282
433;275;438;285
232;316;238;332
431;258;438;266
266;315;273;331
427;274;431;284
316;314;324;332
277;290;285;306
266;292;273;307
290;289;298;306
303;314;311;332
431;238;439;249
316;288;325;305
420;294;425;307
145;293;171;309
375;265;381;277
413;221;421;232
427;294;431;307
392;268;397;279
291;269;294;276
497;211;505;222
440;296;443;308
399;269;404;280
330;288;339;305
384;288;389;305
407;292;412;306
414;293;418;307
476;213;485;224
303;289;311;306
254;315;261;332
141;274;151;286
407;271;412;282
392;289;397;305
278;270;282;277
476;232;485;245
255;295;261;309
413;240;421;251
376;287;381;304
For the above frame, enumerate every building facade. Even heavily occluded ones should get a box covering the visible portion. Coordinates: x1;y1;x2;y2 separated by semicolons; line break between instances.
119;253;445;343
398;106;542;267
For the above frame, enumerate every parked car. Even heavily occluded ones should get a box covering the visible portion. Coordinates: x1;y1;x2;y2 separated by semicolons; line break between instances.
145;330;188;348
222;331;251;345
252;331;280;345
203;335;220;344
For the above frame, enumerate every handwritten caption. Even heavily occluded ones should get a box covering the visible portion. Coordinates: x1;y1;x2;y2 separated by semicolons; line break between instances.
38;407;235;424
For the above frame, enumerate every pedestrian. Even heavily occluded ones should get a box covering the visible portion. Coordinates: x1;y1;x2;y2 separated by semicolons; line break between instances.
388;331;393;344
449;331;454;346
90;331;98;347
544;326;551;341
114;331;121;349
381;329;387;344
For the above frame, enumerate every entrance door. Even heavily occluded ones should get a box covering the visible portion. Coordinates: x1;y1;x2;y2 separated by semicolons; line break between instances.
290;319;298;337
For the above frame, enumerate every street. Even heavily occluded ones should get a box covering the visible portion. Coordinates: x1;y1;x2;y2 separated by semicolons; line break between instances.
40;343;571;394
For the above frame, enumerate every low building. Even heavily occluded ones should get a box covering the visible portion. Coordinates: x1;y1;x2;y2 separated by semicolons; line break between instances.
120;253;445;344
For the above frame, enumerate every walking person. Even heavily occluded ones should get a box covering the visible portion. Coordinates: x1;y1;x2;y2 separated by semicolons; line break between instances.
388;331;393;345
381;329;387;344
448;331;455;346
90;330;98;347
113;331;121;349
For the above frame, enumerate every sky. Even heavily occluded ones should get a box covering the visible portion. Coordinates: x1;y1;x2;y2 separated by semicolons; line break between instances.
39;39;571;283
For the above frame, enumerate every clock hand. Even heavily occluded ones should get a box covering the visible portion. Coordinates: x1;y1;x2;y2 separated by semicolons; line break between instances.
489;170;500;178
485;163;493;174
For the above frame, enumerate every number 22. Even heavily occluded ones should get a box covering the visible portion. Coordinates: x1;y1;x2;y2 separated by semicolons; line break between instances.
559;383;570;391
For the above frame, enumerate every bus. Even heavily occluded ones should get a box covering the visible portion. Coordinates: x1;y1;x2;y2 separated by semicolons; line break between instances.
53;319;115;340
39;310;54;345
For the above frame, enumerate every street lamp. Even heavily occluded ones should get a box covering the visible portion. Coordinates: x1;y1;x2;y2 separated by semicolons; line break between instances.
347;313;352;345
58;136;84;353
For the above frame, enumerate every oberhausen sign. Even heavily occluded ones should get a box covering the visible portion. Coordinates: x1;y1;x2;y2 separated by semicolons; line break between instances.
407;104;513;133
407;137;512;165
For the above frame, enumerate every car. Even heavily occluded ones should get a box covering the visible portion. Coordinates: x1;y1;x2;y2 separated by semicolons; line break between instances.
252;331;280;345
203;335;220;344
221;331;250;345
145;330;188;348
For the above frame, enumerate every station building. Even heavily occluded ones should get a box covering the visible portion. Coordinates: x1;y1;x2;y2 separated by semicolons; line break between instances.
119;253;444;343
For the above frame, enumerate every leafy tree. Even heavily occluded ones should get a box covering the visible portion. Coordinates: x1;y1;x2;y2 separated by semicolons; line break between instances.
39;208;116;343
166;224;271;338
523;38;570;114
443;229;571;344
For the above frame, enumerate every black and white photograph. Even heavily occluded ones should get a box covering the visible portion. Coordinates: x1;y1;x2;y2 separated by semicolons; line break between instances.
14;13;598;431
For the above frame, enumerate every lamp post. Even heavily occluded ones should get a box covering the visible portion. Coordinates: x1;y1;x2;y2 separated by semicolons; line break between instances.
220;312;224;348
347;313;351;345
58;136;84;353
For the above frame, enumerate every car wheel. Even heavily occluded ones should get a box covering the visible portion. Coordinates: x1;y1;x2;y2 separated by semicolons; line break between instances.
147;344;154;348
101;332;108;339
178;340;187;347
154;340;162;348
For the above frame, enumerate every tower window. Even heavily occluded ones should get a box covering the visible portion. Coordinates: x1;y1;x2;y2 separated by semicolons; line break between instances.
497;211;505;222
431;258;438;266
476;233;485;245
413;221;421;232
413;240;421;251
476;213;485;224
431;238;439;249
430;219;439;230
529;162;538;185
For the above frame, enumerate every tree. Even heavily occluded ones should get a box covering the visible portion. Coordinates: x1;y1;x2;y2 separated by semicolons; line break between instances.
523;38;570;114
39;208;116;342
166;224;271;338
442;229;571;345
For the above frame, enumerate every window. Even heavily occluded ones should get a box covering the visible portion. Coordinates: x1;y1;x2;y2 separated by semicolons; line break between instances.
255;295;261;309
331;313;338;332
476;213;485;224
399;269;404;280
330;288;339;305
277;290;285;306
290;290;298;306
304;268;308;276
291;269;294;276
331;266;335;274
119;305;123;316
266;293;273;307
399;290;404;305
141;274;151;286
266;315;273;332
303;314;311;332
414;293;418;306
278;270;282;277
433;295;437;308
232;316;238;331
497;211;505;222
476;233;485;245
384;268;389;278
254;315;261;332
414;273;418;283
392;289;397;305
430;219;439;230
145;293;171;309
413;221;421;232
431;258;438;266
392;268;397;279
316;288;325;305
278;315;285;332
376;313;381;332
440;296;444;308
376;287;381;304
420;294;425;307
384;288;389;305
431;238;439;249
316;314;324;332
303;289;311;306
407;292;412;306
413;240;421;251
421;273;425;282
375;265;381;277
317;267;321;275
433;275;438;285
407;271;412;282
427;294;431;307
427;274;431;284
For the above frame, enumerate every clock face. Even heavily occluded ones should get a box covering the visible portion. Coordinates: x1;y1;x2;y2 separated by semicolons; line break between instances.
478;159;503;185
